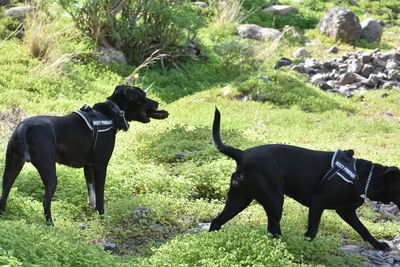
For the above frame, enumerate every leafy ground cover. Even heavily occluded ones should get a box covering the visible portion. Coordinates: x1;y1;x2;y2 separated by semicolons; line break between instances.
0;0;399;266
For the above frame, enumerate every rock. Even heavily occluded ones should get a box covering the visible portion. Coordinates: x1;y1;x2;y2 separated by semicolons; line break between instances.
304;58;320;69
223;86;234;97
340;244;362;254
262;5;298;15
317;8;362;42
98;47;127;64
347;60;362;73
237;24;281;41
185;223;210;234
274;57;293;69
361;64;373;78
191;2;208;8
259;76;270;82
382;81;398;89
387;69;400;80
5;6;32;18
176;152;187;159
361;18;383;42
293;48;311;58
361;52;373;63
386;60;398;69
372;57;387;68
327;46;339;53
338;73;357;85
291;64;305;73
133;206;150;218
99;242;116;251
349;0;357;5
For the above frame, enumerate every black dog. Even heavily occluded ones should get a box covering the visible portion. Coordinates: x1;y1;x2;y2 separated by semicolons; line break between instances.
210;108;400;250
0;85;168;223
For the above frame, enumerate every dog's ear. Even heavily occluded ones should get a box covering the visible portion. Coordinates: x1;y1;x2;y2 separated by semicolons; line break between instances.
114;85;143;102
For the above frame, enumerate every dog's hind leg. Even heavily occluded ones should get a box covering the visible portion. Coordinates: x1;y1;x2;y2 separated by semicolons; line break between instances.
336;208;390;251
84;165;96;209
0;147;25;214
93;165;107;215
209;188;253;231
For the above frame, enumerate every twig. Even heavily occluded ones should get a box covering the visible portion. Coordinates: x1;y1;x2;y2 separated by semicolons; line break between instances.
123;49;168;84
0;23;23;49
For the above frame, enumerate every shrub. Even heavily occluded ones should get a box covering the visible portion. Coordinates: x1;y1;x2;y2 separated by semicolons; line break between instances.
57;0;205;65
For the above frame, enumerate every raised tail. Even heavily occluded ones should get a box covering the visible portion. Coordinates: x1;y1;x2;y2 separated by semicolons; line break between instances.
212;108;243;162
16;123;31;162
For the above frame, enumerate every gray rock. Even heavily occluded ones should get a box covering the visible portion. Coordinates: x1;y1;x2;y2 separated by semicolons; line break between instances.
327;46;339;53
185;223;211;234
361;64;373;78
387;69;400;80
338;72;357;85
317;8;362;42
191;2;208;8
133;206;150;218
5;6;32;18
347;60;362;73
291;64;305;73
262;5;298;15
237;24;281;41
382;81;398;89
176;152;187;159
361;18;383;42
372;58;387;68
304;58;320;69
99;242;116;251
259;76;270;82
293;48;311;58
361;52;373;63
349;0;357;5
340;244;362;254
386;60;398;69
98;47;127;64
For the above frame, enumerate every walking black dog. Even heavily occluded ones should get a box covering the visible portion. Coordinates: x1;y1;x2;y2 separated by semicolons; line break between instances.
210;108;400;250
0;85;168;223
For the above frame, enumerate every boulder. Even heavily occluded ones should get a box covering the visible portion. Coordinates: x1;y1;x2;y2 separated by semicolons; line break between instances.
317;8;362;42
191;2;208;8
98;47;127;64
262;5;298;16
5;6;32;18
237;24;281;41
293;48;311;58
361;18;383;42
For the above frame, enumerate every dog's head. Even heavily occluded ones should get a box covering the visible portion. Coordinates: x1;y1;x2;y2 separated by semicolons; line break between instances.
109;85;168;126
367;165;400;206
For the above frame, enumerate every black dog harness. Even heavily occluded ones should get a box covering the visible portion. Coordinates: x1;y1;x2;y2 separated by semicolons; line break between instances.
321;149;375;199
321;149;357;184
73;105;114;153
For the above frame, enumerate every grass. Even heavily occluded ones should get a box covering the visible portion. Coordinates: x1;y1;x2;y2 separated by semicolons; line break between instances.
0;0;400;266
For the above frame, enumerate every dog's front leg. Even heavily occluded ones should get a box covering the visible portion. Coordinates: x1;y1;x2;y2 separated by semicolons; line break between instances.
336;208;390;251
84;165;96;209
93;165;107;215
305;195;325;239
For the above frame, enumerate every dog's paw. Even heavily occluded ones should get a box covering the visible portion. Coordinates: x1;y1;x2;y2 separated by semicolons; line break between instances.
373;241;391;251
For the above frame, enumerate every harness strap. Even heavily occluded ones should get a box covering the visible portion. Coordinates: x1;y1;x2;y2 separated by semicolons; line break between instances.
360;164;374;199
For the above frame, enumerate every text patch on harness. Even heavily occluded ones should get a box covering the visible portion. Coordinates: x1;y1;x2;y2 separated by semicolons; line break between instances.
321;149;358;184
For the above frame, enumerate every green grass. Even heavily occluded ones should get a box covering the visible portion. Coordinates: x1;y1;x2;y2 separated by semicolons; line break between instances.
0;0;400;266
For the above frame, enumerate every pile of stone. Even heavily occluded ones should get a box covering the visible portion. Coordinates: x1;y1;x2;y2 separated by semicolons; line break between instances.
278;48;400;97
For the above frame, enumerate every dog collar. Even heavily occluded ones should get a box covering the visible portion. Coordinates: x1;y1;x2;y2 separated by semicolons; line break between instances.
105;99;130;131
360;164;374;199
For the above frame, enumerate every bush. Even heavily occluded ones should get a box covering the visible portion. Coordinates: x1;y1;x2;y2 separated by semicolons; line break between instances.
57;0;205;65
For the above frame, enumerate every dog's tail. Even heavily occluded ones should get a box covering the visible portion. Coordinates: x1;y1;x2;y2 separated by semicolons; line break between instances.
212;108;243;162
16;123;31;162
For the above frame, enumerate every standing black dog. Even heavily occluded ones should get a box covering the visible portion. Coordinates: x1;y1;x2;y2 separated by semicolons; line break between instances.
0;85;168;223
210;108;400;250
